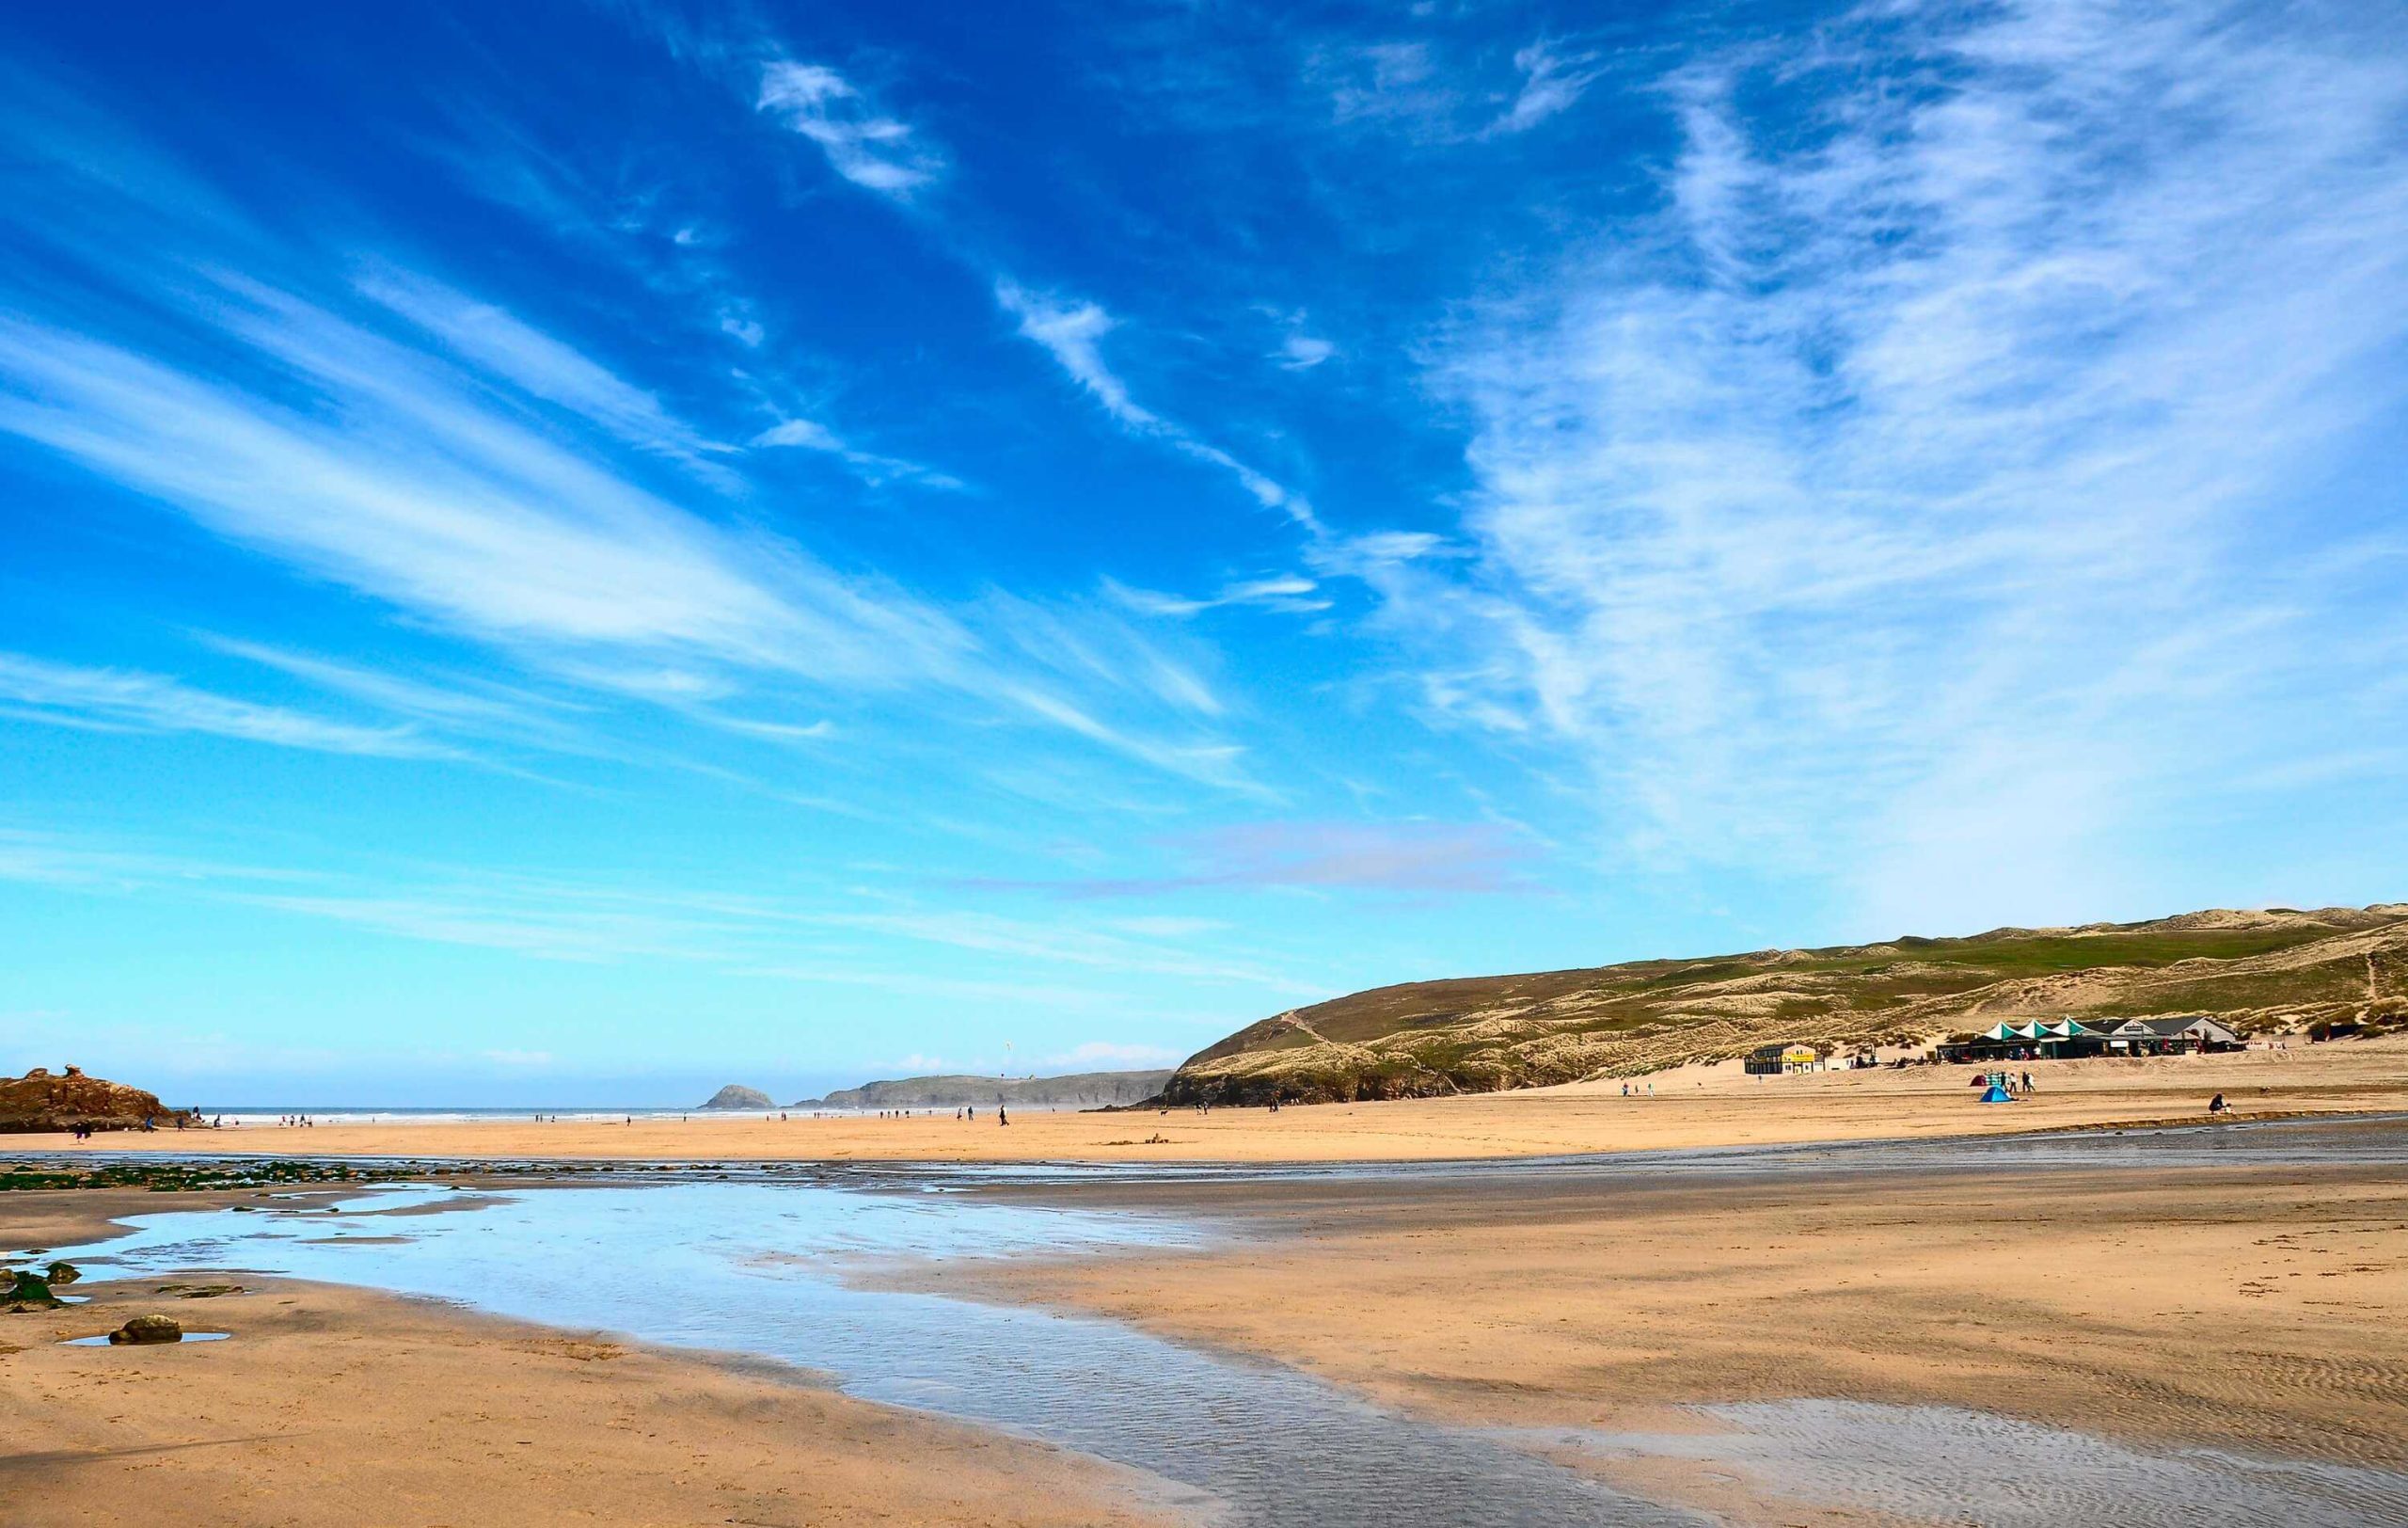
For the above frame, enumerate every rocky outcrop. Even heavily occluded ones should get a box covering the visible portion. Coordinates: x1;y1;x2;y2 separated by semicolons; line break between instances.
698;1084;775;1110
791;1069;1174;1110
1162;904;2408;1106
0;1068;199;1134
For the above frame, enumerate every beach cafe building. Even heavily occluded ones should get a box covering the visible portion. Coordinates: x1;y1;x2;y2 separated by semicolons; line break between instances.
1939;1015;2243;1063
1744;1043;1824;1075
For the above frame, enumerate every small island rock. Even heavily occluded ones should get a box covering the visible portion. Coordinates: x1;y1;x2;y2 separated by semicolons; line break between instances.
699;1084;774;1110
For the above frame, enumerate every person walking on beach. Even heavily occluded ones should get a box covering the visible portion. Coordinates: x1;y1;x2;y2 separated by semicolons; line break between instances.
998;1106;1009;1127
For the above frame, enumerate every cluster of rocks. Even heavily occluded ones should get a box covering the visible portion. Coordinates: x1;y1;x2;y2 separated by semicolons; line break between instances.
4;1260;81;1311
0;1067;200;1134
7;1260;199;1344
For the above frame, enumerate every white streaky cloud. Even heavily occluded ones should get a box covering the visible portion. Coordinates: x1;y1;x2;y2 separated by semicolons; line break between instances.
994;282;1158;429
1491;40;1601;135
0;651;458;759
0;278;1238;784
1277;334;1337;370
198;636;613;767
0;293;973;685
0;828;326;892
995;279;1315;526
357;267;737;480
696;713;835;743
1316;41;1458;132
1000;685;1256;791
756;61;943;199
1396;0;2408;921
752;418;844;452
980;589;1229;719
749;416;965;491
1104;574;1330;619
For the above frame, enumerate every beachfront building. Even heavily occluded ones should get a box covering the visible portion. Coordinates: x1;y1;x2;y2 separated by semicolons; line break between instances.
1939;1015;2243;1063
1745;1043;1824;1075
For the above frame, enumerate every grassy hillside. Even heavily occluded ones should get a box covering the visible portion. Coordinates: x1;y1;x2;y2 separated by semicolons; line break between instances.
1161;905;2408;1106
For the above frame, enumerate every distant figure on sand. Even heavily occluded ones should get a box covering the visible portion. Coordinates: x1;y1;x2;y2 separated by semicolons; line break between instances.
998;1106;1009;1126
2210;1092;2228;1115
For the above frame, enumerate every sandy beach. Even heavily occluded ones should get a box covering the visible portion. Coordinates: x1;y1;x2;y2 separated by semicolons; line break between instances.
956;1144;2408;1521
8;1057;2407;1526
0;1272;1178;1528
44;1037;2408;1165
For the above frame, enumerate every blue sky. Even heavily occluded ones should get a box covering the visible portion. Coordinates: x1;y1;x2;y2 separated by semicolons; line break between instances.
4;0;2404;1106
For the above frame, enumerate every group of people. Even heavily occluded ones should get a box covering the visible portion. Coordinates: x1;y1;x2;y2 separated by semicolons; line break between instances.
1972;1071;2039;1097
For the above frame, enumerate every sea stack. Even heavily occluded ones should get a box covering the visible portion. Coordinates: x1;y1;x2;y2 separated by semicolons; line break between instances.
699;1084;775;1110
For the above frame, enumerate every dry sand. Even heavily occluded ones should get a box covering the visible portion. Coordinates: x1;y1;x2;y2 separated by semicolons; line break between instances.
958;1152;2408;1520
0;1276;1177;1528
46;1036;2408;1164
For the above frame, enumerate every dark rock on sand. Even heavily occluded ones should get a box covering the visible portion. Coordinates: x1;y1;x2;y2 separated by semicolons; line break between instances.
157;1282;246;1299
45;1261;81;1285
108;1313;183;1345
7;1268;60;1310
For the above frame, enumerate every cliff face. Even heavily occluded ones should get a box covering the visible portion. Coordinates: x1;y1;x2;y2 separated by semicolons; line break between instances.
1162;904;2408;1106
794;1070;1174;1110
0;1068;200;1133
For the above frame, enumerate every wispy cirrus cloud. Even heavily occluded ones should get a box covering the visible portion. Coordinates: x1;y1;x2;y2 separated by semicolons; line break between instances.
1489;40;1601;135
0;94;1263;793
749;415;965;490
1387;0;2408;928
357;267;738;483
995;280;1313;525
756;60;944;199
0;651;457;759
1105;573;1329;619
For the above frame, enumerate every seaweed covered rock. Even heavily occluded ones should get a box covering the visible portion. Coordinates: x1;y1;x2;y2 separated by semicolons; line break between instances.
6;1268;59;1311
108;1313;183;1345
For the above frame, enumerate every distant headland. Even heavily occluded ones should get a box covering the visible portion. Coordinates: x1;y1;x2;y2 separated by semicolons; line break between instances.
785;1069;1173;1110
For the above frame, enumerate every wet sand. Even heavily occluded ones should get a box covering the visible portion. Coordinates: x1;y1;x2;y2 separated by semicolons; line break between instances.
0;1276;1178;1528
957;1148;2408;1521
36;1037;2408;1165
